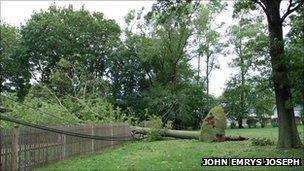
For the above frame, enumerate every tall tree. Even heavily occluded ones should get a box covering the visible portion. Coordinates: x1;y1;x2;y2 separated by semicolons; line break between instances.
0;23;18;94
143;1;203;127
248;77;275;127
0;23;30;100
142;0;202;86
286;6;304;112
227;15;268;128
108;1;218;128
21;5;121;84
234;0;304;148
194;0;226;98
107;9;151;119
223;76;250;127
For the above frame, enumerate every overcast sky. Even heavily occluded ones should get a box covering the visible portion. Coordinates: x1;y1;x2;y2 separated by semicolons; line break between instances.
0;1;263;97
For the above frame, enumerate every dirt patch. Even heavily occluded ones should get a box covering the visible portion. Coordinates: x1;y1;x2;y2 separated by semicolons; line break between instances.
224;136;249;141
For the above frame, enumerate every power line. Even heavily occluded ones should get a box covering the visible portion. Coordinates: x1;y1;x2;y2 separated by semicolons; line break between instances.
0;114;134;141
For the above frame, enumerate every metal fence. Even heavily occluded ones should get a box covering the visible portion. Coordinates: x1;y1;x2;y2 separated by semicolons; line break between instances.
0;123;131;171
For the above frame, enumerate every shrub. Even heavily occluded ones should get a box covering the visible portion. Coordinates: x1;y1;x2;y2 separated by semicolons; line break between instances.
186;127;193;130
147;116;163;141
251;137;275;146
246;118;258;128
164;120;173;130
230;122;236;129
270;119;278;127
147;129;163;142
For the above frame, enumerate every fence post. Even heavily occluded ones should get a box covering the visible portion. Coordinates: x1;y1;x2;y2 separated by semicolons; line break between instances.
110;125;114;147
11;127;19;171
61;130;66;160
91;125;94;154
124;123;128;140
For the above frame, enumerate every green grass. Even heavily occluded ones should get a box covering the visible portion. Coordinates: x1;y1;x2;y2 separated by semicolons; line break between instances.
40;126;304;171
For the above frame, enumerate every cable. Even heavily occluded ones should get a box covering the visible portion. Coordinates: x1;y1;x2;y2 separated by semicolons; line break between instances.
0;114;134;141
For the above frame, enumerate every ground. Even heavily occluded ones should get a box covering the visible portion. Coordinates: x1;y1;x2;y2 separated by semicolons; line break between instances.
40;126;304;170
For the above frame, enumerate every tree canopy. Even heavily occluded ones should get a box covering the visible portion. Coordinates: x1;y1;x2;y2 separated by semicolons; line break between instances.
1;1;303;148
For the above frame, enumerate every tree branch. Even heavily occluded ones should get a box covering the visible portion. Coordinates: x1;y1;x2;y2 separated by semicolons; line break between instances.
208;56;216;78
42;85;70;113
252;0;267;14
66;95;100;120
145;68;154;87
252;0;271;23
281;0;304;23
286;0;293;14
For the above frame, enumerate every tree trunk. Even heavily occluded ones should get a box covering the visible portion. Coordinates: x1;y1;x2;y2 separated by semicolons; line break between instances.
206;51;211;107
131;126;199;139
0;68;3;95
302;104;304;125
197;54;200;85
206;54;210;98
238;117;244;128
239;36;246;128
261;118;266;128
266;2;302;148
131;126;248;142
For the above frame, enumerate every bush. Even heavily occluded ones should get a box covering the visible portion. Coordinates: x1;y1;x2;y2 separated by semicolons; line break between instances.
246;118;258;128
186;127;193;130
143;84;217;130
251;137;275;146
164;120;173;130
230;122;236;129
270;119;278;127
147;117;163;142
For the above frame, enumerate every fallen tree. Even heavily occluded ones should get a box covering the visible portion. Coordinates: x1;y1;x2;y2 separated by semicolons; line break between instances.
131;106;248;142
131;126;200;139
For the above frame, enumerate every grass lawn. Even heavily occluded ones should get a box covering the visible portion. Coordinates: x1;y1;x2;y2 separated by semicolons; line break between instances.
40;126;304;170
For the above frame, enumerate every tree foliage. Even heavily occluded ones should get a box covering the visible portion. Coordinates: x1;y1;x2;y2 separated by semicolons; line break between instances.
0;24;31;100
21;4;121;83
286;6;304;107
224;14;273;127
1;1;302;142
107;1;217;129
1;3;218;129
194;0;226;96
233;0;303;148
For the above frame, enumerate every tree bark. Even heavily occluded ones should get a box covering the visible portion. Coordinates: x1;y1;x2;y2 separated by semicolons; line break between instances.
238;117;244;128
131;126;248;142
261;118;266;128
0;75;2;95
264;1;302;148
131;126;199;139
238;35;245;130
197;54;200;85
239;37;246;128
206;53;210;98
0;63;3;95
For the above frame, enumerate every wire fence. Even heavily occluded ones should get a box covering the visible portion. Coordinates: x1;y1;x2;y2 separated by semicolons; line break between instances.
0;123;131;171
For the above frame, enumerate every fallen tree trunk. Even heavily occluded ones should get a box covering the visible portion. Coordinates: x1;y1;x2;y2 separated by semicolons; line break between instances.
131;107;248;142
131;126;199;139
130;126;249;142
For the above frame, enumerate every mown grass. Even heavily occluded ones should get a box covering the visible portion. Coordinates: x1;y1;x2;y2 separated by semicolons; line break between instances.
40;126;304;170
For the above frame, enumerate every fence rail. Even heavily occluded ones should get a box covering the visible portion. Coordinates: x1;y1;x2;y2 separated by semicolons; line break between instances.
0;123;131;171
